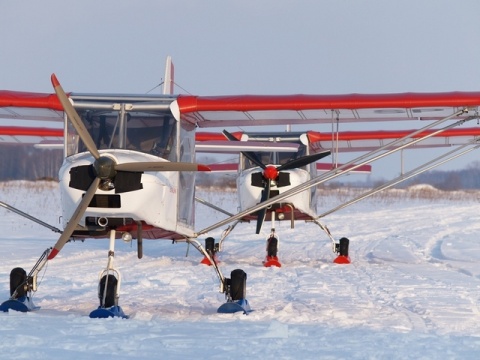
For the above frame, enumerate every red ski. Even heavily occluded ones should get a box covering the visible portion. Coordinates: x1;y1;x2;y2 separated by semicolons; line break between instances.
263;256;282;267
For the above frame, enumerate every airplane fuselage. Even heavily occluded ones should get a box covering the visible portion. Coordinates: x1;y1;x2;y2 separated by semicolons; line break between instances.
57;93;198;241
237;166;316;222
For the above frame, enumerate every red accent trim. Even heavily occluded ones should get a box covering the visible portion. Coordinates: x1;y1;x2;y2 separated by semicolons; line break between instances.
307;127;480;142
200;255;219;266
263;256;282;267
316;163;372;173
333;255;351;264
0;90;63;111
0;126;63;137
205;163;238;171
51;73;60;88
177;92;480;113
197;164;211;172
115;222;155;233
47;248;59;260
195;131;243;141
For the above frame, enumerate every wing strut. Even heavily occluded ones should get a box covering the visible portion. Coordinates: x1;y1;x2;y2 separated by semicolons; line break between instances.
196;108;474;236
0;201;62;234
316;137;480;219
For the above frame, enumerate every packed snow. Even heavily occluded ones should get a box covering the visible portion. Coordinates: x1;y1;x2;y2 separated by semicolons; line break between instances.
1;181;480;359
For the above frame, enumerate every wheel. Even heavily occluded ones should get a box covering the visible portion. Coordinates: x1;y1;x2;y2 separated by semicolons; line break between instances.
230;269;247;301
99;274;117;308
267;236;278;257
10;267;27;299
338;237;349;257
205;237;215;254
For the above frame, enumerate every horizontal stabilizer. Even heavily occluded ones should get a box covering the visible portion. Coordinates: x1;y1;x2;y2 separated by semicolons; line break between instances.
196;141;299;153
316;163;372;173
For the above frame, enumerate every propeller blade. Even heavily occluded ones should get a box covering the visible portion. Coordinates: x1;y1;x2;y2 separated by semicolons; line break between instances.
255;181;271;234
277;150;331;171
48;177;101;260
51;74;100;160
115;162;210;172
223;130;266;169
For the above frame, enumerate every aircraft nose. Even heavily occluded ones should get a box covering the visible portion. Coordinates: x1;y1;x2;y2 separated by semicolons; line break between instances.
263;165;279;180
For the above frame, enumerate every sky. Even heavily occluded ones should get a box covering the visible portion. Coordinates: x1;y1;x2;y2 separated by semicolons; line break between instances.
2;0;480;180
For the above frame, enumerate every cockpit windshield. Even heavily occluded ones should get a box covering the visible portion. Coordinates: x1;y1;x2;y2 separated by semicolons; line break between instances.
66;109;177;161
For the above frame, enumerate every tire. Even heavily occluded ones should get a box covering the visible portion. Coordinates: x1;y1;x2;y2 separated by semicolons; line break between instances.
10;267;27;298
267;236;278;257
205;237;215;253
230;269;247;301
339;237;349;257
99;274;117;308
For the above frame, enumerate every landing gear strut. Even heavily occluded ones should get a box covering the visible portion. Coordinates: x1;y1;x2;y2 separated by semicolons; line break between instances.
200;237;220;265
334;237;351;264
0;248;51;312
310;220;351;264
263;211;282;267
89;229;127;318
192;237;251;314
217;269;251;314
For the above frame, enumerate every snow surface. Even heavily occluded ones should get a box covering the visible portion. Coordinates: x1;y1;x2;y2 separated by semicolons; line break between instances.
1;181;480;359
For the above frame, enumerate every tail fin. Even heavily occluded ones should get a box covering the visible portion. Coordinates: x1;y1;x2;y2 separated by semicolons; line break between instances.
163;56;174;95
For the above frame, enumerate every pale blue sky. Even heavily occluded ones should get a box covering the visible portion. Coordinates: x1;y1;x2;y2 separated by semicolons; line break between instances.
2;0;480;180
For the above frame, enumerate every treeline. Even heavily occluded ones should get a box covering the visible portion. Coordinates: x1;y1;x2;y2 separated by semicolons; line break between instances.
0;145;63;181
401;162;480;190
1;146;480;191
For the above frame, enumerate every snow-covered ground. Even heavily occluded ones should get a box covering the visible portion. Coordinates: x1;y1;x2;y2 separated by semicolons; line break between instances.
1;181;480;359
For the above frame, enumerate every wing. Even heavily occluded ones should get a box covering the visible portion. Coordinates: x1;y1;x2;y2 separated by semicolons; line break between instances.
0;90;64;121
0;90;64;145
4;90;480;149
0;126;63;145
5;89;480;127
171;92;480;128
307;128;480;153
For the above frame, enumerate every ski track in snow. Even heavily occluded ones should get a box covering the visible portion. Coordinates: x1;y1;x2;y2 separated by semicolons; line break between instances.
1;181;480;359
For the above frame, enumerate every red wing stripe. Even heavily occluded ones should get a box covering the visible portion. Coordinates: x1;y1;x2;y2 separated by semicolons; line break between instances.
307;128;480;142
0;90;64;111
0;126;63;137
177;92;480;113
195;131;243;141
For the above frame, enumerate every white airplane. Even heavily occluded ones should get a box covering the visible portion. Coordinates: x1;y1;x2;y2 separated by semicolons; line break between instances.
2;57;480;316
195;123;480;268
0;59;251;316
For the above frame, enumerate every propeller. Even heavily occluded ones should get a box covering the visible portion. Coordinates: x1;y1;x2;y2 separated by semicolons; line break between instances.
222;130;266;169
222;130;330;234
255;179;270;234
48;74;209;260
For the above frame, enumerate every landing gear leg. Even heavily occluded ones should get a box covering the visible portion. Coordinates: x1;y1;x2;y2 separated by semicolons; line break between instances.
263;211;282;267
188;238;251;314
10;267;28;299
334;237;351;264
89;229;128;318
217;269;251;314
200;237;220;265
0;248;51;312
218;220;241;252
311;219;351;264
